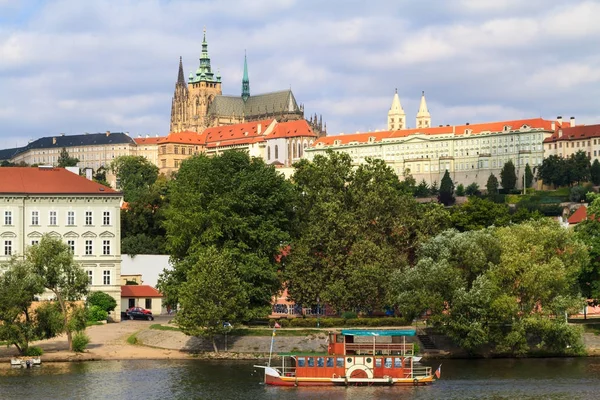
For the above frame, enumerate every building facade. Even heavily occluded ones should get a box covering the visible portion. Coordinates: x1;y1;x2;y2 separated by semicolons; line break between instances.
542;118;600;159
169;30;326;137
0;167;123;320
157;131;205;175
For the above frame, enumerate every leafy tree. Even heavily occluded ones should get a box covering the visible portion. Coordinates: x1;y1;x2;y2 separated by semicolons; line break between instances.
450;197;511;231
159;151;294;318
525;163;534;188
438;170;455;206
414;179;430;198
34;302;65;340
574;219;600;306
176;247;247;352
93;166;110;187
26;235;89;351
110;156;159;202
590;159;600;186
398;169;416;195
429;180;439;196
568;150;591;185
0;258;45;354
456;184;465;197
500;160;517;191
86;291;117;313
465;182;480;196
486;174;499;195
570;185;590;203
57;147;79;168
538;155;567;188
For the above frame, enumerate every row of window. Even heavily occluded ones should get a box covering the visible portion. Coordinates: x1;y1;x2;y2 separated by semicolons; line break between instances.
3;239;112;256
3;210;111;227
87;270;112;285
296;357;406;369
549;139;600;150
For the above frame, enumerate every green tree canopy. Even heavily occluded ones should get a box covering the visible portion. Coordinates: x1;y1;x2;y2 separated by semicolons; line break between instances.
569;150;591;185
57;147;79;168
159;151;294;318
465;182;480;196
525;163;534;188
450;197;511;231
486;173;499;195
86;291;117;313
591;160;600;186
110;156;159;202
455;184;465;197
500;160;517;191
414;179;430;197
438;170;455;206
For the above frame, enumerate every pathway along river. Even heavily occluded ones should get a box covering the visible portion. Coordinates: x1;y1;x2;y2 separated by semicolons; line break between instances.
1;358;600;399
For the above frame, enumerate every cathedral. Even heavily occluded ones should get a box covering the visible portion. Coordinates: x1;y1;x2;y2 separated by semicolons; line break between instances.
170;30;326;136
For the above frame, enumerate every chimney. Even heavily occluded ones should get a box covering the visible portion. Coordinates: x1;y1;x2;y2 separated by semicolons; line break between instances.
557;116;563;126
106;131;110;137
466;122;470;126
558;129;563;138
257;124;262;135
551;121;555;130
52;137;56;145
570;116;575;127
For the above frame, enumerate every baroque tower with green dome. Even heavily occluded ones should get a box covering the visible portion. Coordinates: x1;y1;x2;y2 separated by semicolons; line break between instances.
170;30;326;136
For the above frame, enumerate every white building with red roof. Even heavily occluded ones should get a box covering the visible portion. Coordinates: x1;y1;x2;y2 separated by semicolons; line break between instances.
0;167;123;320
543;119;600;161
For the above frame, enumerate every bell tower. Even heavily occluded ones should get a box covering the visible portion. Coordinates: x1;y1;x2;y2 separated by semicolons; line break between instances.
416;91;431;129
387;89;406;130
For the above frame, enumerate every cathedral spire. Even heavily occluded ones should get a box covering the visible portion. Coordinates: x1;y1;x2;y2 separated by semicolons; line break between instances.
416;91;431;129
177;56;185;85
190;27;217;83
242;51;250;101
387;88;406;130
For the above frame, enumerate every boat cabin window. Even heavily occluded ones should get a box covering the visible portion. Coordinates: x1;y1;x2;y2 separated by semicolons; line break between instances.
297;357;305;367
375;359;382;368
385;358;392;368
327;357;334;367
394;357;402;368
336;357;344;367
308;358;315;367
317;357;324;367
336;335;344;343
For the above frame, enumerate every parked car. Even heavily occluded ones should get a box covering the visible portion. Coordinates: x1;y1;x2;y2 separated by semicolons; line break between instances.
126;307;154;321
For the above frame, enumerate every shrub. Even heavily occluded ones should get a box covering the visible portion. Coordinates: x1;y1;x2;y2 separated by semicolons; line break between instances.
455;184;465;197
24;346;43;356
570;185;590;202
87;305;108;322
35;302;64;339
86;292;117;313
72;332;90;353
68;306;88;333
341;311;358;320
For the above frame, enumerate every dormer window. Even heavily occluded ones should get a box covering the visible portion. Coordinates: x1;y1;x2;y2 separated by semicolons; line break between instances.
464;129;472;135
503;125;511;132
333;140;341;146
368;136;376;143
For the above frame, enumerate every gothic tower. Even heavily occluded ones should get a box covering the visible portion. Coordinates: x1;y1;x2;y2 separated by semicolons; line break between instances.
416;91;431;129
242;52;250;102
169;28;222;133
387;88;406;130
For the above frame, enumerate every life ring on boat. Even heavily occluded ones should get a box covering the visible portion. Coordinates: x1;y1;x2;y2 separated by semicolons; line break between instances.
413;378;419;386
346;365;374;379
332;373;337;378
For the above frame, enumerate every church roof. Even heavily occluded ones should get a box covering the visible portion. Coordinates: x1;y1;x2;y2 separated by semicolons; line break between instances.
207;90;301;119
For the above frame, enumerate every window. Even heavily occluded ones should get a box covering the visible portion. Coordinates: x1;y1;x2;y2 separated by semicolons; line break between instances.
85;240;93;255
275;145;279;159
145;298;152;309
385;358;392;368
103;240;110;255
336;357;344;368
129;298;135;308
174;146;179;155
298;357;306;367
317;357;324;367
394;357;402;368
31;240;39;246
49;211;57;225
375;359;382;368
67;240;75;253
4;240;12;256
67;211;75;226
87;270;93;284
85;211;93;226
31;211;39;225
326;357;334;367
307;358;314;367
267;146;271;160
4;211;12;225
103;270;111;285
103;211;111;226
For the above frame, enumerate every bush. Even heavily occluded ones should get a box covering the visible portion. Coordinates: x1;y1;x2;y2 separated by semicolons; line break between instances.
341;311;358;320
455;184;465;197
570;185;591;202
86;292;117;313
68;306;88;332
24;346;43;356
87;305;108;322
72;332;90;353
35;302;64;339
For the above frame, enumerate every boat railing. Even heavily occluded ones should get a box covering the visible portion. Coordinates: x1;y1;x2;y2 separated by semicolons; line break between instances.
344;343;414;356
272;366;297;377
411;366;432;378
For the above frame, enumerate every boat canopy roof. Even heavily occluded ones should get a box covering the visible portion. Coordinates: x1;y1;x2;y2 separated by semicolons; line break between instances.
340;329;416;337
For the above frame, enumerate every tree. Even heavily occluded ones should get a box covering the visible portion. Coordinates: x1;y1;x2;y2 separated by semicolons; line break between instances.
486;173;499;195
0;258;45;354
500;160;517;191
414;179;430;198
57;147;79;168
438;170;455;206
525;163;534;188
176;247;247;352
93;166;110;187
398;169;416;195
456;184;465;197
568;150;591;185
450;197;511;231
574;219;600;306
26;235;89;351
110;156;159;202
86;291;117;313
591;159;600;186
465;182;480;196
429;181;439;197
159;151;294;318
538;155;568;188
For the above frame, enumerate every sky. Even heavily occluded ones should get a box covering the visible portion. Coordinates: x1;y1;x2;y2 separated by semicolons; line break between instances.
1;0;600;147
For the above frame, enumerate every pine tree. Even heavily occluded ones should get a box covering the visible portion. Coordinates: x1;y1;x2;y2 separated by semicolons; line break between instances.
525;163;534;188
438;170;455;206
500;160;517;191
591;159;600;186
456;184;465;197
487;173;499;195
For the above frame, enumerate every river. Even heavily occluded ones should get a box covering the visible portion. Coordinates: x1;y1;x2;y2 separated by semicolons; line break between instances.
1;358;599;399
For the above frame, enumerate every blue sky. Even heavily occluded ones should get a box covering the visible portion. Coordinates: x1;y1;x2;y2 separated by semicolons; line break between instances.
1;0;600;147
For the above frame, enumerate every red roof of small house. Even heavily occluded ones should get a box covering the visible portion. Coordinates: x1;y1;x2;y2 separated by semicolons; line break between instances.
158;131;206;145
0;167;118;195
134;137;164;145
568;206;588;224
543;123;600;143
121;285;163;298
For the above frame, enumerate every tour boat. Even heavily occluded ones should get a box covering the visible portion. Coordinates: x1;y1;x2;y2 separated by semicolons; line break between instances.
255;329;439;386
10;357;41;368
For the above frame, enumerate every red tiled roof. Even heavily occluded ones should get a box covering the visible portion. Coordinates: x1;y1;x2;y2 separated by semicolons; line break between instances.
204;119;275;143
269;120;317;139
543;123;600;143
567;205;597;225
134;137;164;145
121;285;163;298
158;131;206;145
313;118;555;146
0;167;118;195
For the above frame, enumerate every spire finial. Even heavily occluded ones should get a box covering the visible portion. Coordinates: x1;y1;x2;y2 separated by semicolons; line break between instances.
242;52;250;101
177;56;186;85
395;88;398;93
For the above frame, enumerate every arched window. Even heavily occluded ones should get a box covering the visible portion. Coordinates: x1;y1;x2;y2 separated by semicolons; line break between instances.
293;142;297;158
267;146;271;160
298;143;302;157
275;145;279;159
